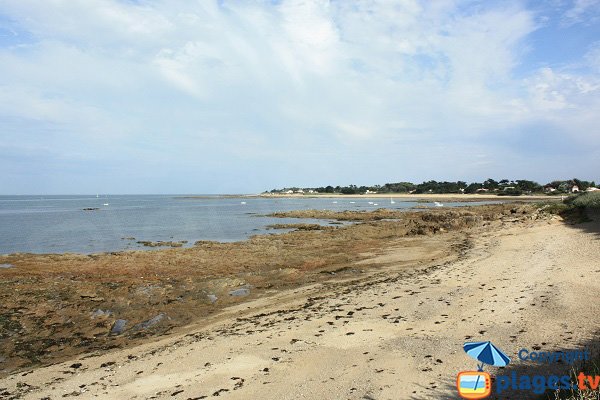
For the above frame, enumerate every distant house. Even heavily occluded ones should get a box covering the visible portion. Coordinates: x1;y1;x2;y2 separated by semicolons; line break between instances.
571;185;580;193
365;190;377;194
503;186;515;191
307;189;315;193
544;186;557;193
285;190;294;194
295;189;304;193
586;187;600;192
476;188;489;193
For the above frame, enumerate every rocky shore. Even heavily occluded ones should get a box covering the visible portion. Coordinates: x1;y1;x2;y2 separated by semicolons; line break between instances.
0;203;554;378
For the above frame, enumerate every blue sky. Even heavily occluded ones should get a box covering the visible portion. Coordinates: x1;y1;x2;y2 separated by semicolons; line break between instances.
0;0;599;194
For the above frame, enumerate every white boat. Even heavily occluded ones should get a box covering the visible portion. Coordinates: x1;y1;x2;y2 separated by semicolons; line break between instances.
390;197;396;204
434;201;443;207
368;201;374;205
103;203;109;206
240;201;247;205
332;201;338;204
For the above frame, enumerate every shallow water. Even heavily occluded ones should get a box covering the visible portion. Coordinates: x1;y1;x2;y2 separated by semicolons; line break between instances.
0;195;501;255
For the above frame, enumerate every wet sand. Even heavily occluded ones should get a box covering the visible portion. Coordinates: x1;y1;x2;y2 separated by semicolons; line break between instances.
1;204;598;399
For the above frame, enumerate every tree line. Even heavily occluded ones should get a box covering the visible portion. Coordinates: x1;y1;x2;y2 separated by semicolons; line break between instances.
268;178;597;196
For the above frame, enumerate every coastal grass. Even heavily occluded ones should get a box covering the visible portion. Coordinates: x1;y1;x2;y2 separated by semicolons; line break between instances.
540;354;600;399
536;195;594;223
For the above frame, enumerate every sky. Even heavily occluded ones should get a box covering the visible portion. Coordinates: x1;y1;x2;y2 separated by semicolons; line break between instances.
0;0;599;194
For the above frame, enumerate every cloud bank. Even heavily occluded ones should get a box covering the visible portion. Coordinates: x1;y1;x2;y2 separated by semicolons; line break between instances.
0;0;599;193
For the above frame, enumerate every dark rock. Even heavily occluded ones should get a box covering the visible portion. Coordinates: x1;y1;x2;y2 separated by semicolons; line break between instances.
100;361;115;368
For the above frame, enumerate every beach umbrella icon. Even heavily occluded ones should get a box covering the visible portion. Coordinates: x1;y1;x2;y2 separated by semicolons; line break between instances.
463;341;511;371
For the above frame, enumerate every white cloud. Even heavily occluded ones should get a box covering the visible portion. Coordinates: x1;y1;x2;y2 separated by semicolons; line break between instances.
585;41;600;71
563;0;600;25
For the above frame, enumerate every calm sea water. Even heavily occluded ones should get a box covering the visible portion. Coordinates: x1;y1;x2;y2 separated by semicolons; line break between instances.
0;195;499;255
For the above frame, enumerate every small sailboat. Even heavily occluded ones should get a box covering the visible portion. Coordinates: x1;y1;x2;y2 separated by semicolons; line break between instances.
390;197;396;204
433;201;443;207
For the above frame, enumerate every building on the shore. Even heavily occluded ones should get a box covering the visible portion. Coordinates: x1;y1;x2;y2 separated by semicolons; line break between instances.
571;185;580;193
586;187;600;192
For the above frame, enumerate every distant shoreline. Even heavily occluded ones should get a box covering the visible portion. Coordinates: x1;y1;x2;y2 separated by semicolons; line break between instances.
175;194;258;199
256;193;558;202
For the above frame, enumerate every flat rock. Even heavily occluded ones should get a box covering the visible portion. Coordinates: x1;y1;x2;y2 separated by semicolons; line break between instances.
132;313;168;331
229;288;251;297
110;319;128;335
91;309;112;319
207;294;218;303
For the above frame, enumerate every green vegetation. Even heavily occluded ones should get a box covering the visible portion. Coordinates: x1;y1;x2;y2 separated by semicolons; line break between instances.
569;191;600;209
537;191;600;223
269;178;598;196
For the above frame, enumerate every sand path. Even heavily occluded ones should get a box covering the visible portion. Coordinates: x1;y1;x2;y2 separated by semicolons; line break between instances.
2;215;599;400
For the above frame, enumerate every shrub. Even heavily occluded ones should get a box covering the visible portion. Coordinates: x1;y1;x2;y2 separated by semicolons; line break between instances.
570;192;600;209
498;188;523;196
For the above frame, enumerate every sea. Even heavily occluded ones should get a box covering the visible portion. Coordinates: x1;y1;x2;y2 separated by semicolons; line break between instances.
0;195;500;255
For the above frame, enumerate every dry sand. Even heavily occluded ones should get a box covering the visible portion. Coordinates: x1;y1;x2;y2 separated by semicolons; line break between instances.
1;208;599;399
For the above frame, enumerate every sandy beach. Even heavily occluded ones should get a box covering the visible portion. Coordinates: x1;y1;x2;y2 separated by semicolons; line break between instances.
0;205;599;399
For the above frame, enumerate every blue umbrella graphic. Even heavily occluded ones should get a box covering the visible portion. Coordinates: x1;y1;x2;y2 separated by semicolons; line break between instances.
463;341;511;391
